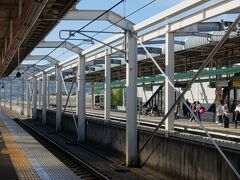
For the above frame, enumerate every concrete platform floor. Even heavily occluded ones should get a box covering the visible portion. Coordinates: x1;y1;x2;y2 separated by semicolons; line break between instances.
1;106;165;180
0;110;79;180
2;101;240;137
84;109;240;135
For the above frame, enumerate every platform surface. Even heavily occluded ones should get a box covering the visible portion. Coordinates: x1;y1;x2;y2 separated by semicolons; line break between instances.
85;108;240;134
0;111;79;180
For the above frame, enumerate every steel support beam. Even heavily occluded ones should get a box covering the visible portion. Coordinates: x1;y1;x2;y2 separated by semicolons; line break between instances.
91;82;95;109
9;78;12;109
126;31;137;166
46;76;50;109
32;77;37;120
42;72;47;124
139;0;240;42
21;78;24;115
36;41;83;54
56;65;62;131
64;9;134;30
165;31;175;130
25;55;59;65
26;80;30;117
104;48;111;120
38;79;42;108
77;54;86;142
83;0;209;56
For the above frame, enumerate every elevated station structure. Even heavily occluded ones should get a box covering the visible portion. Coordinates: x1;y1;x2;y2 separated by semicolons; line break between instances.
1;0;240;179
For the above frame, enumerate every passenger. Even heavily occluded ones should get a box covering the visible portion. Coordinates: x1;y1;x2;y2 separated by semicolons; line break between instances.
216;102;224;125
174;103;180;120
196;101;202;122
183;99;191;118
234;101;240;128
152;104;158;116
223;102;229;128
211;103;216;122
190;101;197;122
230;100;236;122
145;105;152;116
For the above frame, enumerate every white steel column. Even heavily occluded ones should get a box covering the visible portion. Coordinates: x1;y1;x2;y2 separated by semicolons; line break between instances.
46;76;50;109
9;78;12;109
56;65;62;131
91;82;95;109
77;54;85;142
104;48;111;120
42;72;47;124
32;77;37;120
26;80;30;117
38;79;42;108
126;31;137;166
21;78;24;114
165;31;175;130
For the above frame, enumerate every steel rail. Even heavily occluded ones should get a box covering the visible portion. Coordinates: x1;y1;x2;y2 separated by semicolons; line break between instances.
18;119;110;180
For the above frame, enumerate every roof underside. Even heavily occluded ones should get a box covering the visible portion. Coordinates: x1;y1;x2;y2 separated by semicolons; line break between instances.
84;36;240;82
0;0;78;77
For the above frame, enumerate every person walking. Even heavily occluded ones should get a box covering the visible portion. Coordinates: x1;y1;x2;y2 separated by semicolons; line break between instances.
182;101;187;118
190;101;197;122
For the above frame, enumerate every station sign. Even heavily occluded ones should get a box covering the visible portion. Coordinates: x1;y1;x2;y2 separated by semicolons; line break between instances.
143;84;153;91
232;80;240;88
215;81;228;87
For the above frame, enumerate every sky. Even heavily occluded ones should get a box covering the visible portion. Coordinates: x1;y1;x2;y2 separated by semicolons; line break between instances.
27;0;238;65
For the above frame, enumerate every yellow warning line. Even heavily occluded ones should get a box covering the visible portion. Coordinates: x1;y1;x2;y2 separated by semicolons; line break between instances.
0;120;40;180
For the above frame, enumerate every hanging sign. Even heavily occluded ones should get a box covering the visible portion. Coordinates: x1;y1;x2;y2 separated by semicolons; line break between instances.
232;80;240;88
215;81;228;87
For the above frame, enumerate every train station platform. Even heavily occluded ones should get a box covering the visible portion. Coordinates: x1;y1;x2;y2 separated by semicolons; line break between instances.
85;109;240;141
0;110;79;180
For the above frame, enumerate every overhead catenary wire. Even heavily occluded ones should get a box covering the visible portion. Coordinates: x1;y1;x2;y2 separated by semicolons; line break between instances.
20;0;125;75
56;0;157;59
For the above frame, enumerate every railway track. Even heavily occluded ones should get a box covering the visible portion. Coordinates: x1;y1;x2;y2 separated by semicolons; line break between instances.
17;119;110;180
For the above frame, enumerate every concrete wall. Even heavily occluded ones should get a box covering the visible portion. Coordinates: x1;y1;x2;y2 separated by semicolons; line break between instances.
35;110;240;180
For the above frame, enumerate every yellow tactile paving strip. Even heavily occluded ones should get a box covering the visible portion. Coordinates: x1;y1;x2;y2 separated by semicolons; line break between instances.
0;120;40;180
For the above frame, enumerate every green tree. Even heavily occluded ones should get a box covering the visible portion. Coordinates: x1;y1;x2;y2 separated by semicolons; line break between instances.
111;88;123;108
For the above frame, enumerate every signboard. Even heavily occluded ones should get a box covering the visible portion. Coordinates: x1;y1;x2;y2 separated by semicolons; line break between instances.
143;84;153;91
215;81;228;87
232;80;240;88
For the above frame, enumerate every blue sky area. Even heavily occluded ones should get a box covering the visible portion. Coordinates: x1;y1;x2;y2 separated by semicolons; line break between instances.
28;0;238;65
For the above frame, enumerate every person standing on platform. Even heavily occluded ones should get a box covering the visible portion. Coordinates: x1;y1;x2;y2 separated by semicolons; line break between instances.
183;99;191;118
230;100;236;122
174;103;180;119
223;102;229;128
196;101;202;122
216;102;224;125
234;101;240;128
